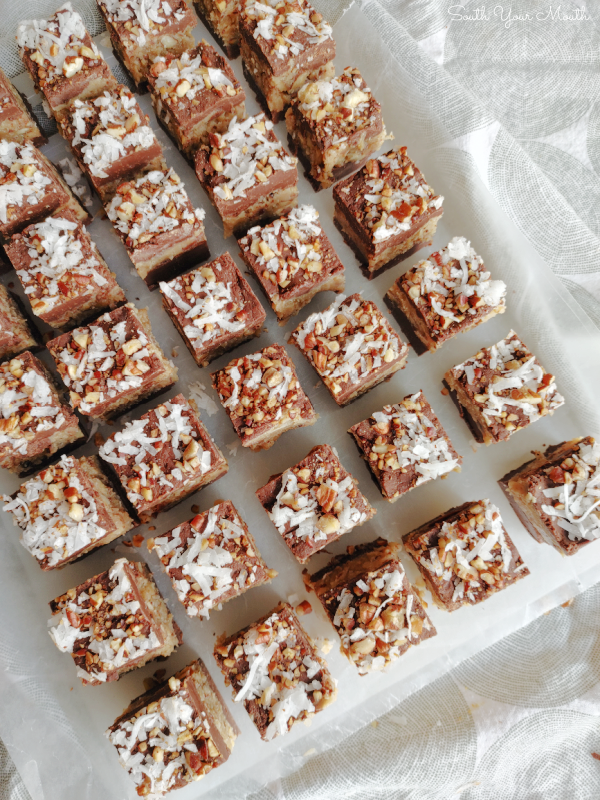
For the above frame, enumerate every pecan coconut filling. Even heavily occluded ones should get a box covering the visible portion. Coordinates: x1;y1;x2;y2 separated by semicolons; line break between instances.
0;284;37;361
0;66;46;147
193;0;242;60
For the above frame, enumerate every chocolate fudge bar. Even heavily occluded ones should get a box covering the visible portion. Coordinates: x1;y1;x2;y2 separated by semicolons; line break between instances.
308;538;436;674
444;330;565;445
48;557;182;685
106;168;209;288
98;0;196;89
285;67;388;190
160;252;266;367
5;213;126;330
239;0;335;123
333;148;444;275
107;659;239;796
47;303;177;421
17;2;118;123
149;42;246;158
238;204;344;323
499;437;600;555
212;343;317;450
0;351;83;475
100;394;228;522
348;391;462;502
0;284;37;360
194;112;298;238
194;0;241;59
214;602;336;740
149;500;277;618
403;499;530;612
0;67;45;146
3;454;134;570
289;293;409;406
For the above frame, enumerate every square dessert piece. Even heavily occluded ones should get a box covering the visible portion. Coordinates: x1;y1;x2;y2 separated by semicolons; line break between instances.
194;0;241;59
47;303;177;421
333;148;444;275
149;42;246;158
106;168;209;288
98;0;196;89
160;252;266;367
348;391;462;502
194;112;298;238
256;443;375;563
0;351;83;475
239;0;335;123
17;3;118;124
148;500;277;618
5;213;126;331
107;659;239;796
308;538;436;674
48;557;182;685
3;454;134;570
499;436;600;555
403;499;530;612
0;67;46;146
289;293;409;406
100;394;228;522
214;602;336;740
444;330;565;445
238;204;345;323
211;343;317;451
0;284;37;361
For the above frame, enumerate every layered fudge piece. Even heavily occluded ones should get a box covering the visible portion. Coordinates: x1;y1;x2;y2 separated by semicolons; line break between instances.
48;557;182;685
256;444;375;563
47;303;177;421
239;0;335;123
289;293;409;406
160;252;266;367
100;394;228;522
348;391;461;502
0;284;37;360
238;204;344;323
403;499;530;612
194;0;241;59
444;330;565;445
3;454;134;570
499;437;600;555
98;0;196;89
194;112;298;238
149;42;246;158
333;148;444;275
214;602;336;740
5;213;126;330
0;351;83;475
211;343;317;450
0;67;45;146
308;538;436;674
107;659;239;796
17;2;117;124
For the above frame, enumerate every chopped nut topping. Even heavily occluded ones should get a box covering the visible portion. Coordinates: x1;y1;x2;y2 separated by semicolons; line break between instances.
241;0;332;60
150;44;239;103
0;141;52;225
99;0;190;46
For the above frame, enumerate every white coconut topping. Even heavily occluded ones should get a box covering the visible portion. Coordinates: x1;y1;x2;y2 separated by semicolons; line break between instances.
0;142;51;225
242;0;332;60
101;0;187;46
152;50;234;101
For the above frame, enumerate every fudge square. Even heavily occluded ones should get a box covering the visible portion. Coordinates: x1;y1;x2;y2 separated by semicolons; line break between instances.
47;303;177;421
444;330;565;445
194;112;298;239
256;443;375;563
289;293;409;406
148;500;277;618
194;0;241;60
0;352;83;475
3;454;134;571
403;499;530;612
285;66;388;190
149;41;246;158
48;557;182;685
100;394;228;522
0;284;37;361
214;602;337;740
348;391;462;503
211;343;317;451
239;0;335;123
308;538;436;674
159;252;266;368
237;204;345;323
0;67;45;147
107;659;239;796
333;147;444;275
499;436;600;556
5;213;126;331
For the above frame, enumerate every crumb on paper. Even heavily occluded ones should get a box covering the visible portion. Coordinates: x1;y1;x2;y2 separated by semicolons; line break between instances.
227;439;240;456
295;600;312;616
592;752;600;761
303;748;316;757
57;157;93;207
93;431;105;447
317;638;333;655
562;598;574;608
191;504;200;514
132;534;144;548
171;347;179;358
188;380;218;417
370;720;379;728
441;387;449;396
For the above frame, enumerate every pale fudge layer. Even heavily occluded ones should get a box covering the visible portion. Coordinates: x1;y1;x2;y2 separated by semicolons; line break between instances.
0;284;37;360
0;66;46;146
194;0;241;59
